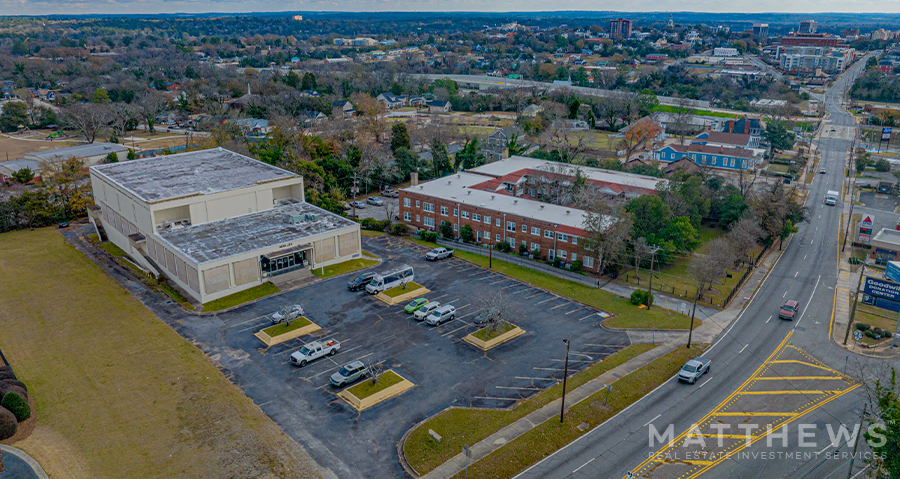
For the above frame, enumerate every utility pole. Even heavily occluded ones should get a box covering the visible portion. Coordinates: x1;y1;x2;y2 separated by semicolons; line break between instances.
843;264;866;345
842;131;859;252
647;245;661;309
351;172;359;218
559;339;570;423
845;404;867;479
687;286;699;349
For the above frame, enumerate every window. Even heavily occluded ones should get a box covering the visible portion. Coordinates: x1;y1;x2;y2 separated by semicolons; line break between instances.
440;206;448;216
532;226;540;235
522;239;527;248
404;198;411;207
584;256;594;268
473;213;482;222
462;211;470;219
521;224;527;233
558;249;567;259
545;229;554;238
416;200;420;208
506;221;516;232
731;158;735;167
485;231;490;241
508;237;514;245
424;203;435;213
477;231;482;241
453;223;458;231
495;218;501;227
416;215;420;222
453;209;458;217
404;212;411;221
571;253;577;262
571;237;578;245
484;215;491;224
531;243;540;252
424;217;435;227
496;233;501;241
557;233;568;242
549;249;555;260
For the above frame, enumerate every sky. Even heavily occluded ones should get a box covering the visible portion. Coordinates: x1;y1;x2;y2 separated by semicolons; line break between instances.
0;0;898;15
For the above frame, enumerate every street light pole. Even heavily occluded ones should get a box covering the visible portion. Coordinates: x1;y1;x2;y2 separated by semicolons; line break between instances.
647;245;660;309
559;339;570;423
843;264;866;345
687;286;699;349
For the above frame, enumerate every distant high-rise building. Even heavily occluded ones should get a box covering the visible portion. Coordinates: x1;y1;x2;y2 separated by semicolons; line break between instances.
609;19;633;40
841;28;860;39
753;23;769;40
799;20;818;34
667;14;674;29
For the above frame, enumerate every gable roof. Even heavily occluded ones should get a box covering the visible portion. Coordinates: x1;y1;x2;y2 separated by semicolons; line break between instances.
695;131;752;146
664;143;753;159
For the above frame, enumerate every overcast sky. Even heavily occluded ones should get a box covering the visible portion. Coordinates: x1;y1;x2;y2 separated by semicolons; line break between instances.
0;0;897;15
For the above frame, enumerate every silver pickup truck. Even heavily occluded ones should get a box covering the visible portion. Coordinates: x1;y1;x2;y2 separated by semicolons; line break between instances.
290;339;340;367
677;357;711;384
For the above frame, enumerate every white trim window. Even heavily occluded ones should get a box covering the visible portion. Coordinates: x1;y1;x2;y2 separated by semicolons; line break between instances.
495;218;501;227
496;233;501;241
571;237;578;245
404;212;411;221
558;249;567;259
485;231;490;240
416;200;420;208
548;249;555;260
521;224;527;233
462;211;470;219
531;243;540;252
583;256;594;268
424;217;435;227
416;215;421;222
440;206;448;216
506;221;516;232
484;215;491;224
424;202;435;213
531;226;540;235
544;229;554;238
453;223;458;231
453;209;458;217
404;198;411;207
473;213;482;222
571;253;577;262
557;233;568;242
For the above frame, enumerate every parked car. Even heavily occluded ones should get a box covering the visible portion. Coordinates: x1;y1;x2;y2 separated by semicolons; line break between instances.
348;272;377;292
57;222;69;228
677;357;711;384
404;297;430;313
291;339;340;367
330;360;370;387
425;305;456;326
779;300;799;320
349;201;366;209
474;308;501;325
425;247;454;261
414;302;442;321
270;304;304;324
342;202;352;210
381;189;399;198
366;196;384;206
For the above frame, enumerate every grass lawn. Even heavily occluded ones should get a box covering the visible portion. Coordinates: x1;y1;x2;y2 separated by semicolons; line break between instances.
695;226;725;254
202;282;281;312
410;238;694;329
346;370;404;400
855;303;900;335
360;229;386;237
97;241;127;257
311;255;379;278
582;129;615;149
262;317;313;337
768;163;791;174
404;344;656;474
472;321;516;341
0;228;321;479
652;104;738;119
449;344;706;479
383;282;423;298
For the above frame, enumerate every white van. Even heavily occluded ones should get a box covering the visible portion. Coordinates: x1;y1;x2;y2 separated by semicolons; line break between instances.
365;265;415;294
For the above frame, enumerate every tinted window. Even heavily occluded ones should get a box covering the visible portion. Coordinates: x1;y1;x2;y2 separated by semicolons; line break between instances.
682;365;697;373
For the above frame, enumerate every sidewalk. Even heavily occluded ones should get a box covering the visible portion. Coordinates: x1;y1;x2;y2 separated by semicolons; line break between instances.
435;239;719;321
411;238;783;478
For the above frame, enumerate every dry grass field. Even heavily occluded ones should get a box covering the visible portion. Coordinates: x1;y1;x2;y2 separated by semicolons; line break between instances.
0;132;83;160
0;228;324;479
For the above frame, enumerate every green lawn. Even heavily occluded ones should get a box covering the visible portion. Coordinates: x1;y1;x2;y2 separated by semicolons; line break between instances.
202;282;281;313
472;321;516;341
404;345;656;474
383;282;423;298
410;238;694;329
695;226;725;254
449;344;707;479
652;104;739;119
261;317;312;337
855;303;900;335
360;230;386;237
312;255;379;278
0;228;320;479
98;241;127;257
347;370;404;399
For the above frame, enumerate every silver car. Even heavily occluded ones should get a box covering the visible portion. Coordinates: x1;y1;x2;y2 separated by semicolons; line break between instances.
678;357;711;384
330;360;370;387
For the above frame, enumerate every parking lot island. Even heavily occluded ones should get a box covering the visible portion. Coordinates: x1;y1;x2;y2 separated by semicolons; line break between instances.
463;322;526;351
337;370;415;411
254;317;321;347
374;282;431;305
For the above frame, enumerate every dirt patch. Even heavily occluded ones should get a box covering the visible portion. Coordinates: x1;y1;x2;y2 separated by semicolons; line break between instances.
13;427;93;479
0;134;83;160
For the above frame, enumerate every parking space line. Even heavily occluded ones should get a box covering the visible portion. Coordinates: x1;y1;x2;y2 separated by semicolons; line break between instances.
533;367;564;371
309;352;375;380
527;291;546;298
583;343;621;348
537;296;559;305
549;358;593;363
474;396;518;401
512;288;533;295
229;314;269;328
515;376;555;381
489;279;506;285
565;306;586;315
495;386;542;391
501;284;519;290
577;314;598;321
549;302;568;310
237;321;271;333
441;324;472;337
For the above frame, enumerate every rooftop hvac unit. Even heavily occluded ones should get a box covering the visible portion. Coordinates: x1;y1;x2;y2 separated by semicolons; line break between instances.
285;213;305;224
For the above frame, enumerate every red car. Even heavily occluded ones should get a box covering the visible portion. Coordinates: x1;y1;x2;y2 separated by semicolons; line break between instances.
779;300;799;320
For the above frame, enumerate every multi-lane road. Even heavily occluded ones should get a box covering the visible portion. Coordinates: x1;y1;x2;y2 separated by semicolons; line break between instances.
515;56;884;479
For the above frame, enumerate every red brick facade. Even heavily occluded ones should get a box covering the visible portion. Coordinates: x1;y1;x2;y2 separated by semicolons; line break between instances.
399;190;601;272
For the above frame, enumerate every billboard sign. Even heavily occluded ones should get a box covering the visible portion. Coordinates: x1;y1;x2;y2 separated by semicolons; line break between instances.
887;261;900;283
883;127;892;141
862;215;874;227
864;276;900;302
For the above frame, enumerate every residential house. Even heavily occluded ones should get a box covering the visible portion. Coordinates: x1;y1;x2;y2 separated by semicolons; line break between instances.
24;142;129;167
377;92;408;109
654;143;757;171
299;110;327;126
486;125;526;161
719;117;764;142
332;100;355;117
427;100;452;113
693;130;759;149
522;104;544;117
408;95;427;107
226;118;271;136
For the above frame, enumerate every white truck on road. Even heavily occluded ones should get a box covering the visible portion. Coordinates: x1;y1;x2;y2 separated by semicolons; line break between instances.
290;339;340;367
825;190;839;206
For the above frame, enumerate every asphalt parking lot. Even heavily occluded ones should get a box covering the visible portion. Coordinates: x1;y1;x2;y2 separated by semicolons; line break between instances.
164;235;630;478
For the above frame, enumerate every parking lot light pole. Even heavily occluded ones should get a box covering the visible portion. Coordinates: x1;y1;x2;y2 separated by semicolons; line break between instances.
560;339;570;423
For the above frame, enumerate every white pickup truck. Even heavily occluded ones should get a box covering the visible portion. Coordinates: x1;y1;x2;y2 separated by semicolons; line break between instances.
290;339;340;367
825;190;839;206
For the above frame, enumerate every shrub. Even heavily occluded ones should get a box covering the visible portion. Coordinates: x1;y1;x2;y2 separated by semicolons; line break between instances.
864;329;878;339
424;232;439;243
518;243;528;254
495;241;511;252
531;248;541;257
360;218;391;232
856;323;871;331
553;257;563;268
0;382;26;402
1;392;30;422
874;327;883;336
440;221;454;239
390;223;408;236
630;289;655;306
0;407;16;440
0;366;15;381
460;224;474;243
571;260;583;272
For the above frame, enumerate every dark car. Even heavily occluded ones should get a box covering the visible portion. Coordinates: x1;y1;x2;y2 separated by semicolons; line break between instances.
348;272;377;292
57;222;69;228
779;300;799;320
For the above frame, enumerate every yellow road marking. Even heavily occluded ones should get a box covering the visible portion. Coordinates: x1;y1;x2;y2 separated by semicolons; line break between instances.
652;459;716;466
769;360;841;374
754;376;844;380
738;390;835;395
712;412;798;417
695;434;761;439
627;333;794;475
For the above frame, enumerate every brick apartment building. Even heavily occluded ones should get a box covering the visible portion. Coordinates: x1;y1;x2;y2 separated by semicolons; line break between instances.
399;157;662;272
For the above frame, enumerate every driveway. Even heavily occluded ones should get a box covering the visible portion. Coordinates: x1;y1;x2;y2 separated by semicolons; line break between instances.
158;235;630;478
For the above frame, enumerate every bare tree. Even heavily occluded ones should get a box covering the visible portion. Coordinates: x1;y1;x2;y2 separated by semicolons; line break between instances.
365;359;385;385
474;290;525;332
382;197;398;224
632;236;651;281
60;103;106;143
727;215;764;266
541;122;588;164
672;97;694;145
105;103;137;142
135;91;168;135
581;199;632;276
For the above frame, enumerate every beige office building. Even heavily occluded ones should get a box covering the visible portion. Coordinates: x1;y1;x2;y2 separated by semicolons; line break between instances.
88;148;361;303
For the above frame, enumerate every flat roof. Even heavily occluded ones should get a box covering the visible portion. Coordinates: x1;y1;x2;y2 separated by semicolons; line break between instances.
0;158;41;174
91;147;297;203
156;198;357;264
402;172;614;234
467;156;664;192
27;142;128;161
873;228;900;248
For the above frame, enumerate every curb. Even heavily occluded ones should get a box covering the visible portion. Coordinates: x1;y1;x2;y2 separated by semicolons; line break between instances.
0;445;49;479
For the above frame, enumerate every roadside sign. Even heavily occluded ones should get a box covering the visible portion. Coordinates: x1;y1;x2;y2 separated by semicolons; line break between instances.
858;233;871;243
864;276;900;302
862;215;874;227
888;261;900;283
883;127;892;141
